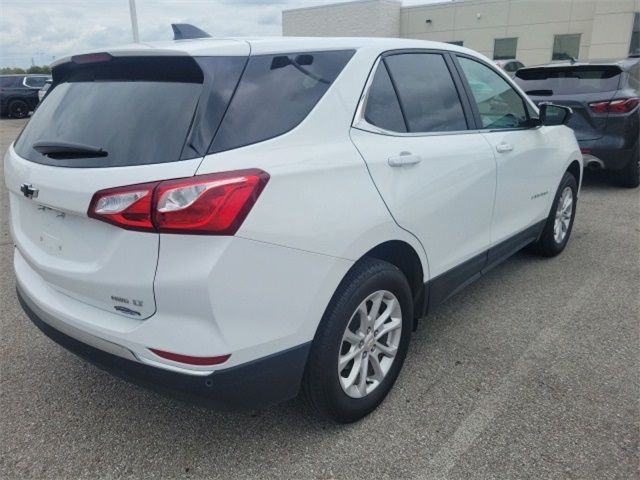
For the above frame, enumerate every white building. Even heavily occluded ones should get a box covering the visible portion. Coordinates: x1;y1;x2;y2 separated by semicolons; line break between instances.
283;0;640;65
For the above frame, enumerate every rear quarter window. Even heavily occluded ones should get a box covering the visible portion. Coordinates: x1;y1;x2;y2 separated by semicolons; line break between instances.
209;50;354;153
515;66;622;95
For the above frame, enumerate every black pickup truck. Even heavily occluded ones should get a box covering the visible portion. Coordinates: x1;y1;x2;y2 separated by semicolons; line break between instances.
0;74;50;119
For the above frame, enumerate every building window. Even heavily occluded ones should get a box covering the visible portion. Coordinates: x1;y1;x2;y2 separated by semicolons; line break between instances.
630;13;639;56
493;38;518;60
448;41;464;46
552;34;581;61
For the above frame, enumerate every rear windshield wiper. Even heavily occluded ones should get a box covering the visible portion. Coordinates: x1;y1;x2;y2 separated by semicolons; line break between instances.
32;140;108;159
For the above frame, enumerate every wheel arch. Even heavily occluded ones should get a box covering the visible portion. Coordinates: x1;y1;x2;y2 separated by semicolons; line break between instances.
566;159;582;189
360;240;427;322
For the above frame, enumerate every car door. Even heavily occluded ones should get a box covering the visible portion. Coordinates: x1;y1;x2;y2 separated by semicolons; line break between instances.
350;51;497;301
454;55;558;252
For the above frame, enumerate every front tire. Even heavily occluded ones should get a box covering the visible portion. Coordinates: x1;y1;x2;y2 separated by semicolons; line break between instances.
531;171;578;257
302;259;413;423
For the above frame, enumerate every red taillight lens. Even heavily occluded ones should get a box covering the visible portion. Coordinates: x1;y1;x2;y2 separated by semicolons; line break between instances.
87;169;269;235
88;181;157;231
589;98;639;114
153;169;269;235
149;348;231;366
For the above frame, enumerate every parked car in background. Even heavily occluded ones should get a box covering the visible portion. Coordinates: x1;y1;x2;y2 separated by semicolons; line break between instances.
6;33;582;422
495;59;525;77
0;74;50;118
38;79;52;102
515;58;639;188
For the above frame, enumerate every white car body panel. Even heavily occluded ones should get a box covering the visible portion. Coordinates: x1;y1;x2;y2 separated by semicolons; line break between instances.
5;146;201;319
350;128;496;278
483;126;581;245
6;36;582;386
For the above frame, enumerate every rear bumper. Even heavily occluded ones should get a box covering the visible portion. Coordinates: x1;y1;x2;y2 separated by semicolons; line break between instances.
17;284;311;410
578;136;638;171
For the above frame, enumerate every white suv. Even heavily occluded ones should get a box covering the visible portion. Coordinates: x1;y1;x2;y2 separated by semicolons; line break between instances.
6;35;581;422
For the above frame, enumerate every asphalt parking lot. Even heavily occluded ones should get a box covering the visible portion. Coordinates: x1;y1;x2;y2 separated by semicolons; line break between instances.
0;117;638;480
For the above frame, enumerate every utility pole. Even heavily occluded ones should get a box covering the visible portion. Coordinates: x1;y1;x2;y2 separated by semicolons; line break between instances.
129;0;140;43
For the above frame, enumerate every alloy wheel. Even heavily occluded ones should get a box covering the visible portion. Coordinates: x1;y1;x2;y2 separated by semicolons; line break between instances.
553;186;573;244
338;290;402;399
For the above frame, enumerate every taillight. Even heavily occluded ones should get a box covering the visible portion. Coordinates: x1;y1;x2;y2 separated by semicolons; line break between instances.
589;98;639;114
88;181;157;231
88;169;269;235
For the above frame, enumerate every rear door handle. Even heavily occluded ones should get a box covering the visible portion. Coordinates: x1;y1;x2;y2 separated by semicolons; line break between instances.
388;152;422;167
496;142;514;153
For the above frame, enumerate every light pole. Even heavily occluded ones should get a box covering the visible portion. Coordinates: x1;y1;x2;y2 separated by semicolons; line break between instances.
129;0;140;43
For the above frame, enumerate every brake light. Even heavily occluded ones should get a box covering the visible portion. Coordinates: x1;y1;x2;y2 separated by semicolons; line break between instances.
88;169;269;235
149;348;230;366
71;52;112;64
589;98;639;114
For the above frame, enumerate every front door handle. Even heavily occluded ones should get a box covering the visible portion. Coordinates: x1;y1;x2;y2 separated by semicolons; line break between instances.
496;142;514;153
388;152;422;167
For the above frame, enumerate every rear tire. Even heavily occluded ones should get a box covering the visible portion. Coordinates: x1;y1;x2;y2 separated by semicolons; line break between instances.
531;171;578;257
616;145;639;188
302;259;413;423
8;99;29;119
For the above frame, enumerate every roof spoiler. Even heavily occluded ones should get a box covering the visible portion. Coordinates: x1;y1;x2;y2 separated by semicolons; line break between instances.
171;23;211;41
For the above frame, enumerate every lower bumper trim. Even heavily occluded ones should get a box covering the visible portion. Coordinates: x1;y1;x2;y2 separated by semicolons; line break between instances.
17;285;311;410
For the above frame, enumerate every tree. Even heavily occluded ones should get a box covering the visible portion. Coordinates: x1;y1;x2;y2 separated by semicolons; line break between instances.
0;67;27;74
27;65;52;74
0;66;51;75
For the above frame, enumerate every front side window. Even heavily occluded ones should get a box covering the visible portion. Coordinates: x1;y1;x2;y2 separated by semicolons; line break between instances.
209;50;354;153
494;38;518;60
383;53;468;133
552;34;581;61
458;56;529;129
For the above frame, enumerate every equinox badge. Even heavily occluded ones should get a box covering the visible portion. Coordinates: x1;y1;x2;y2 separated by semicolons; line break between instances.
20;183;38;199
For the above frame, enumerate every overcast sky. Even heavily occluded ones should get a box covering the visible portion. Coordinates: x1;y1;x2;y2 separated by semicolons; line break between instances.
0;0;443;68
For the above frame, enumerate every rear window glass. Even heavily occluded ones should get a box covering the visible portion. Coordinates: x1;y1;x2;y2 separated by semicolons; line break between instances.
515;66;622;95
209;50;354;153
14;57;244;168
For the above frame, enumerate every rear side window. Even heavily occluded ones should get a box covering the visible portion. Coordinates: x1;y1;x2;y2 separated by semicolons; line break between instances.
24;76;48;88
210;50;354;153
515;66;622;95
384;53;468;133
14;56;245;168
364;62;407;132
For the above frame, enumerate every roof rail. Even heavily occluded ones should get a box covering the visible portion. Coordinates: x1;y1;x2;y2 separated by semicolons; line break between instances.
171;23;211;41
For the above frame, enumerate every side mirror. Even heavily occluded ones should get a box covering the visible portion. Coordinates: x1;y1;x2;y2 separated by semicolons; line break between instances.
539;102;573;126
